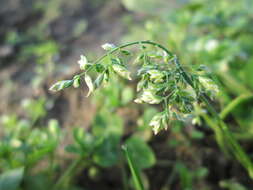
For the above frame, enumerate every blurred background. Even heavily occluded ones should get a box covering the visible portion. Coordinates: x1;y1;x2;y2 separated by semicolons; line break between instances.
0;0;253;189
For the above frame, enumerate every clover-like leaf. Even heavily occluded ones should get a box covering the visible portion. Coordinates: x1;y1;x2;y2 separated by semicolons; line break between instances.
125;136;156;169
93;135;120;167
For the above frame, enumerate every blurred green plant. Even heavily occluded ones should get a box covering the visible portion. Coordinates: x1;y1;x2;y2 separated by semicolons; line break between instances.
0;111;61;189
220;179;248;190
54;88;156;189
0;167;24;190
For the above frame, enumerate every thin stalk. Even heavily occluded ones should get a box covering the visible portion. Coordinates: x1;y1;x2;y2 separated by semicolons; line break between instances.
79;40;174;77
48;152;55;179
200;94;253;178
120;161;129;190
202;113;253;177
220;93;253;120
201;113;229;155
122;145;144;190
218;72;251;95
162;165;177;190
54;157;84;189
233;131;253;140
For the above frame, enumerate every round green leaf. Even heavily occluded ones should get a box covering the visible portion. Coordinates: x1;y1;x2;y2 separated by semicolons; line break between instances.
93;135;120;167
125;137;156;169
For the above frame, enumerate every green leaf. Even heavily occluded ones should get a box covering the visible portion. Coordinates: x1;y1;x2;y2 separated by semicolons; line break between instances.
0;167;24;190
73;128;85;147
111;61;132;80
125;137;156;169
120;49;131;56
93;135;120;167
65;144;81;154
136;78;146;92
84;74;94;97
175;162;193;189
48;119;60;139
137;108;158;130
134;89;163;104
190;130;204;139
49;80;73;92
149;112;168;135
94;74;104;89
194;167;208;178
72;128;94;154
24;174;52;190
78;55;91;70
73;76;81;88
121;87;134;105
219;180;247;190
101;43;116;51
92;109;124;137
27;143;56;165
95;64;105;73
243;59;253;89
147;69;165;83
122;145;144;190
122;0;165;13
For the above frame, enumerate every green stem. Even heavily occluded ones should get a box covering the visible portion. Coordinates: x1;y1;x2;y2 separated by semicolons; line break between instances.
54;157;84;189
200;94;253;178
220;93;253;120
218;72;251;95
122;146;144;190
201;113;229;155
48;152;55;179
120;161;129;190
79;40;174;77
202;113;253;177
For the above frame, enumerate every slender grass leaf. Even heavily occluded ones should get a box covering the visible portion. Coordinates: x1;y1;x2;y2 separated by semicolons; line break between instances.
122;145;144;190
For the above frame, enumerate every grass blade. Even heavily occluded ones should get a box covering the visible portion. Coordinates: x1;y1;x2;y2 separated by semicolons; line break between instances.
220;93;253;120
122;145;145;190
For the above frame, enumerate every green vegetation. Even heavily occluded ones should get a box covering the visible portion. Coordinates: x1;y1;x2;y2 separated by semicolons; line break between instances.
1;0;253;189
